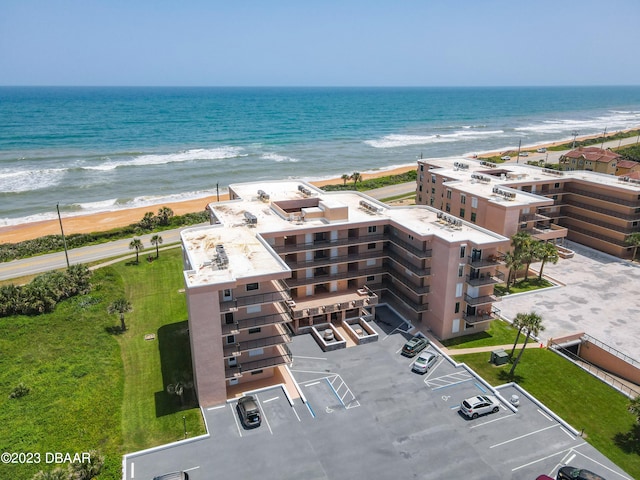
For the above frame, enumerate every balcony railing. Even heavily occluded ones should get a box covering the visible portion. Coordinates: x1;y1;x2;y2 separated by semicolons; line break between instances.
464;293;501;306
381;282;429;312
467;255;503;268
272;234;387;253
463;306;501;324
223;329;291;358
220;288;290;312
284;266;382;288
225;345;292;379
465;270;505;287
564;185;640;207
221;310;290;335
519;212;550;223
385;249;431;276
562;199;639;221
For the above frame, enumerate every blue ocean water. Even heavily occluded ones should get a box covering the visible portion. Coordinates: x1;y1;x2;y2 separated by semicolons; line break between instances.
1;86;640;226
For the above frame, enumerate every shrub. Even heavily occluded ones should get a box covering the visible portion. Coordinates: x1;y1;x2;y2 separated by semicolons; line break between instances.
9;382;30;399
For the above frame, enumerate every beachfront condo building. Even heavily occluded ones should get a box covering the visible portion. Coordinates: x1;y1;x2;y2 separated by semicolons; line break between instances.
180;181;509;407
416;157;640;259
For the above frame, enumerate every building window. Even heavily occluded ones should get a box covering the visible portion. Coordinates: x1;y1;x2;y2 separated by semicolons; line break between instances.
430;197;434;206
248;327;261;334
226;335;236;344
446;189;452;199
420;164;424;171
460;245;466;259
431;175;437;183
251;370;264;375
455;302;460;314
431;187;436;194
461;194;466;204
419;184;423;192
367;275;375;281
445;203;451;213
554;182;560;188
368;225;377;233
368;243;376;249
459;208;465;218
455;283;463;297
471;197;478;208
470;212;477;222
246;282;259;291
247;304;262;314
458;264;464;277
225;312;234;324
452;318;460;334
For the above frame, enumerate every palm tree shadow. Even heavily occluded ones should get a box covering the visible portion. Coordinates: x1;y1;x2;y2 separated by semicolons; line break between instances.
105;325;125;335
497;369;524;383
613;424;640;454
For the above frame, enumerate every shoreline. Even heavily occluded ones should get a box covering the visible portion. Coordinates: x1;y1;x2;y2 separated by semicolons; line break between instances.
2;128;638;245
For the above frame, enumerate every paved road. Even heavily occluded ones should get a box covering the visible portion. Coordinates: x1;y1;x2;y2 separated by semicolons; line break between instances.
0;228;190;281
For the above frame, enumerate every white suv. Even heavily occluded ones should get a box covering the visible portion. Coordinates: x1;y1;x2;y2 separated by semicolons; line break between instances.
459;395;500;419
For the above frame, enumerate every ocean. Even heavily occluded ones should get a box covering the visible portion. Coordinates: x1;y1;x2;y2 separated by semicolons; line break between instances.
2;86;640;227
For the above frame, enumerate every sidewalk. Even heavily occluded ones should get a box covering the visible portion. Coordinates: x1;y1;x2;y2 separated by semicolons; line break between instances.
438;342;543;356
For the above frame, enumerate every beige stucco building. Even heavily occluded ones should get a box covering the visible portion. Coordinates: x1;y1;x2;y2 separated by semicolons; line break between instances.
181;180;509;407
416;157;640;259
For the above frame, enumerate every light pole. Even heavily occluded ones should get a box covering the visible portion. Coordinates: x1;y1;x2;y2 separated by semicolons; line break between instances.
56;203;70;268
571;130;579;149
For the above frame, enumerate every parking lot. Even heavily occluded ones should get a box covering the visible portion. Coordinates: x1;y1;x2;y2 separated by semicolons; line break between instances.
125;306;632;480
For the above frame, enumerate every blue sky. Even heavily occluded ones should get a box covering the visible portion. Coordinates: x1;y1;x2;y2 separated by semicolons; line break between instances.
1;0;639;87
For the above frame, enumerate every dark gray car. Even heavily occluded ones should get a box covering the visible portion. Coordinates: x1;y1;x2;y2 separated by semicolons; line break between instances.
237;395;261;428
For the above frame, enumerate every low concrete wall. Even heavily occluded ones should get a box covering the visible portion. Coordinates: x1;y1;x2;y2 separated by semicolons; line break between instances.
342;317;379;345
311;324;346;351
580;340;640;385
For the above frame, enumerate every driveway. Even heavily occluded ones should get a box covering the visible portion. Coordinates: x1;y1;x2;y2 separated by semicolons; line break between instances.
498;240;640;359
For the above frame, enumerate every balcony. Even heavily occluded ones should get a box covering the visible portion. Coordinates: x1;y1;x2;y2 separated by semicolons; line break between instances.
221;307;290;335
381;282;429;312
524;223;569;242
220;288;290;313
564;185;640;207
225;344;293;379
463;307;501;325
467;255;503;269
284;266;382;288
465;270;505;287
464;293;501;306
563;199;639;221
286;287;378;319
519;212;550;223
272;234;387;254
223;325;291;358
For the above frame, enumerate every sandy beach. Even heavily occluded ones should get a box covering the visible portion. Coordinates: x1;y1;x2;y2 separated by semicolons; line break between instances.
0;166;416;244
1;127;637;245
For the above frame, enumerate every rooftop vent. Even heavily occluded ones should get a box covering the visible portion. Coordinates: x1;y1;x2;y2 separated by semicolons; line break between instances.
257;190;270;202
244;211;258;225
214;244;229;269
298;185;313;196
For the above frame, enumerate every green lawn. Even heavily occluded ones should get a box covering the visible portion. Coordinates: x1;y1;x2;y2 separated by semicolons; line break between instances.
112;249;205;453
494;277;553;296
441;319;524;349
0;248;204;480
452;350;640;479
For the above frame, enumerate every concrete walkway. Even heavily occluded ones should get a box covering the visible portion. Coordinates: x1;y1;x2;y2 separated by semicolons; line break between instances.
439;342;543;356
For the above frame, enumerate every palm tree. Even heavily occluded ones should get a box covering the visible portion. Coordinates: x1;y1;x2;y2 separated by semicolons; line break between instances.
150;234;163;258
138;211;155;230
511;232;535;280
68;449;104;480
351;172;362;187
629;395;640;424
502;251;523;292
156;206;174;226
129;238;144;264
509;312;545;376
509;312;529;358
31;468;69;480
108;298;132;331
537;242;559;280
341;174;350;186
625;232;640;262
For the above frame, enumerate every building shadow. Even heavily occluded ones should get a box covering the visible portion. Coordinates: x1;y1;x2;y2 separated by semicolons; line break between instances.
154;320;198;417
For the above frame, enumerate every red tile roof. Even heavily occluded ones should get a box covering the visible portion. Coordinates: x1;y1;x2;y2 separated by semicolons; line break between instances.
563;147;622;163
616;159;640;169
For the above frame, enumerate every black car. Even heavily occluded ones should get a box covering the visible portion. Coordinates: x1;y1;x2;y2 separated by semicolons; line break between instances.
401;336;429;357
557;466;606;480
237;395;261;428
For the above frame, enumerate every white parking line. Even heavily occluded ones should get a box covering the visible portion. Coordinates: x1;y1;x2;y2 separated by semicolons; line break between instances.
490;424;558;448
295;355;328;361
564;453;576;464
130;462;134;478
537;408;553;421
511;443;587;472
469;412;516;428
571;449;634;480
263;396;279;403
230;404;243;437
305;381;321;387
560;426;576;439
207;404;226;411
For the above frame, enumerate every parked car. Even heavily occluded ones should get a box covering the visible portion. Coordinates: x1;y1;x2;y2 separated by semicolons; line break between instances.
459;395;500;419
536;476;554;480
401;336;429;357
153;472;189;480
556;466;606;480
237;395;261;428
501;155;511;161
412;351;437;374
537;147;547;153
520;151;529;157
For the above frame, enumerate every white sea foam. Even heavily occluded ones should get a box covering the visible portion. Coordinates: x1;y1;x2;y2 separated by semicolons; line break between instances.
80;146;246;171
366;129;505;148
262;152;299;163
516;110;640;135
0;168;66;193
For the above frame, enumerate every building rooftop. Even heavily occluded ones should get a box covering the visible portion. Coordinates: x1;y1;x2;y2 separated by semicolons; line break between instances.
420;157;640;193
561;146;621;163
181;180;507;288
